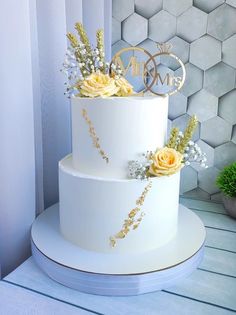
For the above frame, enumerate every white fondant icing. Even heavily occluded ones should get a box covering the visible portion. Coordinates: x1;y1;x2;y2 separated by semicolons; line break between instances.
59;155;180;254
71;96;168;178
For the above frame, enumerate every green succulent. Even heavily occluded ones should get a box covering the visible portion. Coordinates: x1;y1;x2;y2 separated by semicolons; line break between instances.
216;162;236;198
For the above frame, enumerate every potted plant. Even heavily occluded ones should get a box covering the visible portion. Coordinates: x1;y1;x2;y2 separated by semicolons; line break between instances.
216;162;236;219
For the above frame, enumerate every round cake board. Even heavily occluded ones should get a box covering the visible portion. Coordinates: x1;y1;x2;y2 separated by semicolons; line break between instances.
31;204;206;296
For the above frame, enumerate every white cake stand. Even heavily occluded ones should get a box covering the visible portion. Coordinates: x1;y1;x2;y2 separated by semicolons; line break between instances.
31;204;206;296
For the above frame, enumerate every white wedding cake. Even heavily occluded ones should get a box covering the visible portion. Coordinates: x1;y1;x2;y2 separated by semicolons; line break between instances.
58;23;205;256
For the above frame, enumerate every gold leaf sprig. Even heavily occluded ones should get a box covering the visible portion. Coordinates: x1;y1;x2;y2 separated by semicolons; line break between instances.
82;108;109;163
110;181;152;248
67;32;78;48
177;115;198;154
96;29;105;73
166;127;179;149
75;22;92;55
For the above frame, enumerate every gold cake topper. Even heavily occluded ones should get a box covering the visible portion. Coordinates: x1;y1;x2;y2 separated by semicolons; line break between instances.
110;43;186;97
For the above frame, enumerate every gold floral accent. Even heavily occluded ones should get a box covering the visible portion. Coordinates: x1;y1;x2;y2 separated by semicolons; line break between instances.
149;147;183;177
166;127;179;149
110;181;152;248
82;108;109;163
177;115;198;154
78;73;119;98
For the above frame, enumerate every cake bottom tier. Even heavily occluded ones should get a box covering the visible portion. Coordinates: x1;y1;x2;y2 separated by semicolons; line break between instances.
59;155;180;254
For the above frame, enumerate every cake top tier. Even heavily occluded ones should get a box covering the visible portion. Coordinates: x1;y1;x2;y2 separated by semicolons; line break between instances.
71;96;168;179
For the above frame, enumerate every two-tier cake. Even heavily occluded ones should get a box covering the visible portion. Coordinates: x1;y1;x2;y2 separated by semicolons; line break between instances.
31;23;206;295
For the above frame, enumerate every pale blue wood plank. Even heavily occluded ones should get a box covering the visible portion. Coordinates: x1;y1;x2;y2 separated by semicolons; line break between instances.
200;247;236;277
167;269;236;311
205;228;236;252
193;210;236;232
4;258;235;315
180;198;226;214
0;281;89;315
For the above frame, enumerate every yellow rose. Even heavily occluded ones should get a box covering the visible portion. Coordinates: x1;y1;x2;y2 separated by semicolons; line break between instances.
79;73;119;98
149;147;183;177
115;77;133;97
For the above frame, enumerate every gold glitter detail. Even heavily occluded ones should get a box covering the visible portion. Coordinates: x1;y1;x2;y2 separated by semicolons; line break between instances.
110;181;152;248
82;108;109;163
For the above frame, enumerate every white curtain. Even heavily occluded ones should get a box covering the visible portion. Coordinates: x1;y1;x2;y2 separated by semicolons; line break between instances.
0;0;111;278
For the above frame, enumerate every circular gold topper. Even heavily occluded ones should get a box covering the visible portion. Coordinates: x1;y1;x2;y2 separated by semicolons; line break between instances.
144;43;186;97
110;43;186;97
110;47;157;96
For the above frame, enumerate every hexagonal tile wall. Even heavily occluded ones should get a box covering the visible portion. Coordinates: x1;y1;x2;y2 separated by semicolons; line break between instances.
163;0;192;16
168;92;187;120
198;167;220;195
122;13;148;46
177;7;208;42
161;36;189;70
207;4;236;41
175;63;203;97
215;142;236;169
112;0;236;200
112;18;121;44
135;0;162;18
190;35;221;70
223;34;236;68
112;0;134;21
187;90;218;122
204;62;235;97
193;0;225;13
219;90;236;125
201;116;232;147
149;10;176;43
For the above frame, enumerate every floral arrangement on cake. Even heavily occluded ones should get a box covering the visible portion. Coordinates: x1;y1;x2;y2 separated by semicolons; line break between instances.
61;23;133;98
128;115;207;180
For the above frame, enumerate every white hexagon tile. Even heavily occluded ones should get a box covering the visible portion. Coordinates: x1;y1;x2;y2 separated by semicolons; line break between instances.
112;0;236;200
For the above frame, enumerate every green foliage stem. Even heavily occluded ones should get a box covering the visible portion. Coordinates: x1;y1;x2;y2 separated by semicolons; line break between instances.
216;162;236;197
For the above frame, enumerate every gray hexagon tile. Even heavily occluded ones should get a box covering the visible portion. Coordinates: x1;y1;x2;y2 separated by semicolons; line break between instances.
219;90;236;125
112;0;134;22
149;10;176;43
198;167;220;194
223;34;236;68
180;166;198;194
227;0;236;8
190;35;221;70
172;113;200;141
135;0;163;18
193;0;224;13
122;13;148;46
168;92;187;120
184;188;210;200
177;7;207;42
232;126;236;144
163;0;192;16
138;38;158;55
161;36;189;70
204;62;236;97
112;39;131;56
176;63;203;97
187;90;218;122
193;139;215;171
112;18;121;45
215;142;236;169
201;116;232;147
207;4;236;41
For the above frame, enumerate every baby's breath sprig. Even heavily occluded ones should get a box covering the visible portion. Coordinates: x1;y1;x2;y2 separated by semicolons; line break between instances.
177;115;198;154
166;127;179;149
96;29;105;73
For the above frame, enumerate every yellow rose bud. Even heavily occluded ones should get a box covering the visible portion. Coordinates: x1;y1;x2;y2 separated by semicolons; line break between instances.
115;77;134;97
78;72;119;98
149;147;183;177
